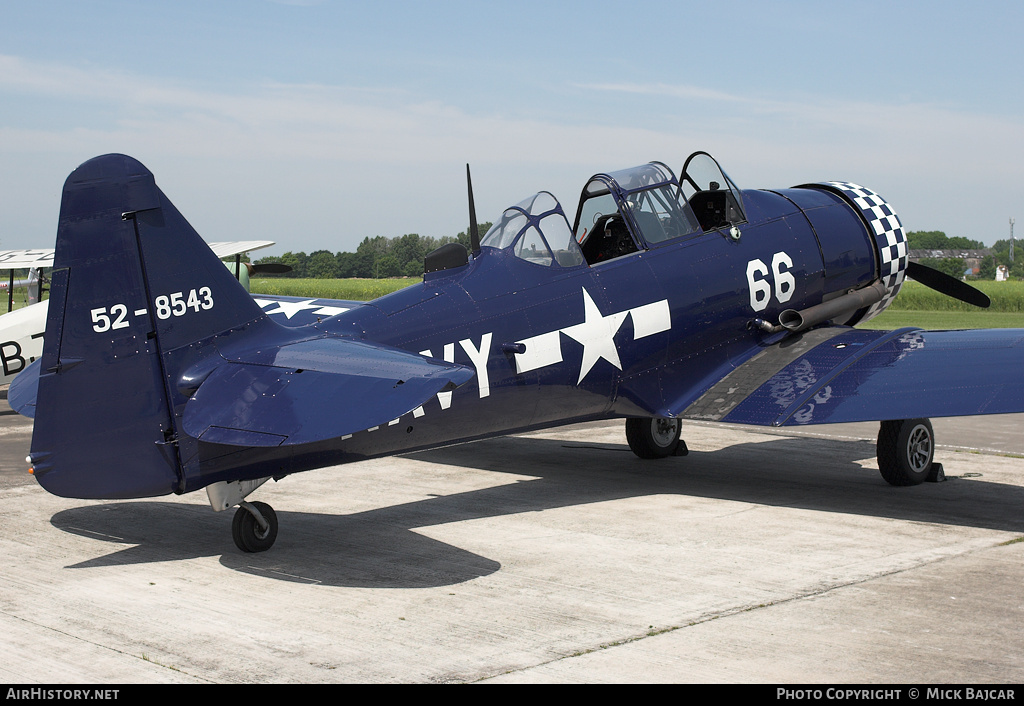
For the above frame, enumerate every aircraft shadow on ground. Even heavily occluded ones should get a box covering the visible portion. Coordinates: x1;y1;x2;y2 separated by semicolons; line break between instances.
48;433;1024;587
51;501;501;588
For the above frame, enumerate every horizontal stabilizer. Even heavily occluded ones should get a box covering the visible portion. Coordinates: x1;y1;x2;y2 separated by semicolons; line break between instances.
7;358;40;417
183;336;475;446
683;327;1024;427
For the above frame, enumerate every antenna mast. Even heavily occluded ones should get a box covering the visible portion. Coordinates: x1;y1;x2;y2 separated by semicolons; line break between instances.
467;164;480;255
1010;218;1015;264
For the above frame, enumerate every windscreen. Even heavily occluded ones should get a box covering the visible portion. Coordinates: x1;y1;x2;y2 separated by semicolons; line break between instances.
623;185;700;244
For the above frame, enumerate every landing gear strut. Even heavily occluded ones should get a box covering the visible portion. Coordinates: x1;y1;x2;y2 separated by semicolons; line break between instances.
232;500;279;552
625;417;688;459
876;418;937;486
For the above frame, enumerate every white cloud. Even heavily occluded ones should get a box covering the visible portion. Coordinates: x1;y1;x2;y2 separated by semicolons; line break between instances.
2;57;1021;250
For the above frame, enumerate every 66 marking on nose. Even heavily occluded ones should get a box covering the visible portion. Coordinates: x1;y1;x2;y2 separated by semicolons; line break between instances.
90;287;214;332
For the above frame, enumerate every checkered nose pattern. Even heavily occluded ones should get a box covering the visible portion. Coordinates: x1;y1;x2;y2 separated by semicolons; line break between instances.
823;181;908;323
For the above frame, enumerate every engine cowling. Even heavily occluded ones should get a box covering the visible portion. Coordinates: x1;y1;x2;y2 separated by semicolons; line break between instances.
775;181;908;327
813;181;909;325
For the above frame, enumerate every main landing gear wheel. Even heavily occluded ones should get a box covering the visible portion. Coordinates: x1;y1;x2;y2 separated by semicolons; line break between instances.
877;418;934;486
232;500;278;553
626;417;685;459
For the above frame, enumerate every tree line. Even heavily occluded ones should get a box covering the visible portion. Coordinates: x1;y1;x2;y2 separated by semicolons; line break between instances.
251;226;1022;281
907;230;1024;280
253;224;491;279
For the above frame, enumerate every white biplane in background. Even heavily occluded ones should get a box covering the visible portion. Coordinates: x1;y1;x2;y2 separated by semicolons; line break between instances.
0;250;52;311
0;241;277;386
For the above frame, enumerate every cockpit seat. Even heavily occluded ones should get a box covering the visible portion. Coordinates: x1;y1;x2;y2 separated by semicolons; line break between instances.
633;210;667;244
688;190;729;231
581;214;638;264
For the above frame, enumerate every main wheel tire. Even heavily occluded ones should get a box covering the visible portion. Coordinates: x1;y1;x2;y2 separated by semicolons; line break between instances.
232;501;279;553
626;417;681;459
877;418;934;486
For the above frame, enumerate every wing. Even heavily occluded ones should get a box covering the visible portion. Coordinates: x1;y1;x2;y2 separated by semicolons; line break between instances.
206;241;276;258
0;250;54;270
0;241;272;271
182;335;475;446
678;326;1024;427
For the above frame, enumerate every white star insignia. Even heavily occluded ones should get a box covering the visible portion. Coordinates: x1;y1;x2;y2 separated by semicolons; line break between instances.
561;289;628;384
256;298;322;319
511;288;671;384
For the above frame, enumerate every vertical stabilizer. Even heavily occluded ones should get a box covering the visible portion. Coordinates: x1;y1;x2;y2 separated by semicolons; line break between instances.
28;154;265;498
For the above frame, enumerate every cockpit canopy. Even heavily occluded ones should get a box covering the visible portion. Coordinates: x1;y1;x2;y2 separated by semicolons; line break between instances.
480;191;585;268
678;151;747;232
572;162;702;265
472;152;746;270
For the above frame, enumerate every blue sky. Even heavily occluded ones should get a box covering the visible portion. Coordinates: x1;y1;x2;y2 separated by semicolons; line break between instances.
2;0;1022;255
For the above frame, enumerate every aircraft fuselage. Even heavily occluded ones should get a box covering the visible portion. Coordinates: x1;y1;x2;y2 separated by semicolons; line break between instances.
181;186;876;492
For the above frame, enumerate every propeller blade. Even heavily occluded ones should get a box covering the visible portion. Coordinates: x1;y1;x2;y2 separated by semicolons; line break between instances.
249;263;293;275
907;261;990;308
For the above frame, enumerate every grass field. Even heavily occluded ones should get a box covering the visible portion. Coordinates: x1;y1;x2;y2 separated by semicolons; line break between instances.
886;280;1024;312
860;309;1024;330
250;278;416;300
2;297;34;312
249;277;1024;331
9;277;1022;330
859;281;1024;329
3;278;416;312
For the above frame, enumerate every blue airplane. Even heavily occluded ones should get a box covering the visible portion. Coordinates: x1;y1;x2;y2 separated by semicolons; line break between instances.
10;152;1024;553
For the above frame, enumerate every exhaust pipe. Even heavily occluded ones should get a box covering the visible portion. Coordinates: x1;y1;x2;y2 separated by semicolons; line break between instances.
752;280;887;334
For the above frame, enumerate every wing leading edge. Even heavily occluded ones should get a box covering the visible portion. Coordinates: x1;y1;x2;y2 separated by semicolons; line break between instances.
680;327;1024;427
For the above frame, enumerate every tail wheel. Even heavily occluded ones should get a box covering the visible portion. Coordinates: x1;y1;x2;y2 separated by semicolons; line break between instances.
626;417;682;459
877;418;934;486
232;500;278;553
